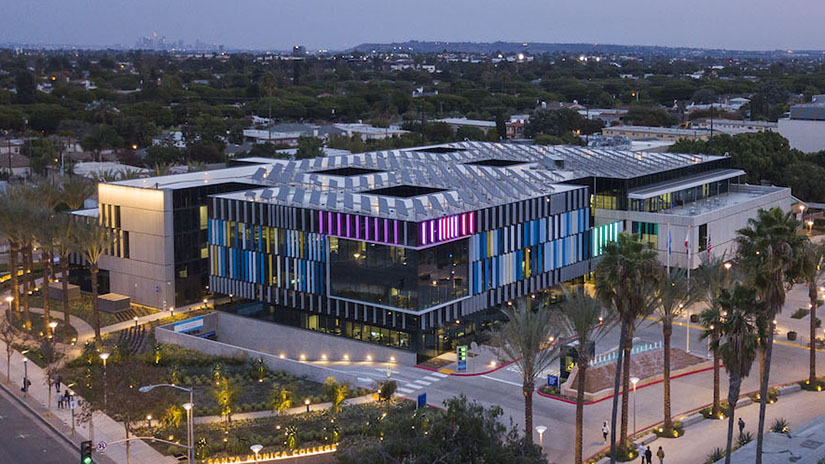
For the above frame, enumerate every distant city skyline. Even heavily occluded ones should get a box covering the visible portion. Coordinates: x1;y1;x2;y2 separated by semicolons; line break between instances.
2;0;825;52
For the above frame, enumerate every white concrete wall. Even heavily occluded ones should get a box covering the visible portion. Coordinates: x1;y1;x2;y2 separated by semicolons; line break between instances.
778;118;825;153
596;186;792;269
155;320;369;388
215;311;417;365
97;183;176;308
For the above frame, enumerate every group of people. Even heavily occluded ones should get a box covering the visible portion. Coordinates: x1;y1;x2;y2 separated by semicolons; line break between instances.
601;421;666;463
52;375;73;409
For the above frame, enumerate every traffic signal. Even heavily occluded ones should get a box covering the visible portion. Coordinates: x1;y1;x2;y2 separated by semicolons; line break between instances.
457;345;467;362
80;440;93;464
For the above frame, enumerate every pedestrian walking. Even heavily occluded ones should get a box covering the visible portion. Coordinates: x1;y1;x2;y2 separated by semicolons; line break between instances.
656;446;665;463
55;375;62;394
738;417;745;435
601;421;610;443
57;394;63;409
645;446;652;464
638;443;646;463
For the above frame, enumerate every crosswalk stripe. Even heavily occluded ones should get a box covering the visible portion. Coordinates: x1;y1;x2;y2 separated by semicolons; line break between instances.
404;384;422;390
413;379;432;386
396;387;414;394
423;375;441;382
431;372;448;378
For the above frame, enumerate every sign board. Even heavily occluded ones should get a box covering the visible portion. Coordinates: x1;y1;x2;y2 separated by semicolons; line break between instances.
457;345;468;372
417;393;427;408
97;441;107;452
547;374;559;387
173;316;204;333
70;400;77;410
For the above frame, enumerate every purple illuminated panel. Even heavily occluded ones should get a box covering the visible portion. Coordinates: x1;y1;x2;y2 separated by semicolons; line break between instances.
317;211;404;246
418;212;475;246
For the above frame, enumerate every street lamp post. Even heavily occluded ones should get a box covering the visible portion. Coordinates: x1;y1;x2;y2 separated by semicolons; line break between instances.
630;377;640;440
139;384;195;464
99;352;109;408
48;321;58;340
4;296;12;315
535;425;547;447
250;444;263;462
305;398;311;413
22;358;28;398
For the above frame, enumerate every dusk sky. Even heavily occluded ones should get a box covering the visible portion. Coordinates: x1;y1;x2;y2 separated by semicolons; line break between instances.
2;0;824;51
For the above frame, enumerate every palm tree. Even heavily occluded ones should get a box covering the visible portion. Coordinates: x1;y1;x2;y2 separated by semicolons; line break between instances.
495;298;561;443
59;176;95;211
594;232;660;457
0;192;21;322
76;223;114;341
695;253;734;417
52;214;77;343
34;213;59;338
699;304;724;418
735;207;807;463
797;241;825;385
654;268;699;433
555;287;616;464
714;285;762;464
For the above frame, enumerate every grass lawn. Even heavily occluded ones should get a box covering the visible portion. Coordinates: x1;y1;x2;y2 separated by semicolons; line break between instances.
136;399;413;461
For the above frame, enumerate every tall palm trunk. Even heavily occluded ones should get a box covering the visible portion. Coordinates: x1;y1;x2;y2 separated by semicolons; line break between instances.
663;322;673;431
523;380;535;444
91;264;101;341
575;360;588;464
21;244;31;331
620;324;634;443
8;241;19;321
713;333;721;417
724;377;743;464
810;285;818;385
756;314;778;464
609;325;626;463
41;253;51;337
60;258;71;343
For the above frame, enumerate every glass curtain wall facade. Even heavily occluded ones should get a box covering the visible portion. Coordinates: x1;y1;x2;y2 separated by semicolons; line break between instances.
329;238;469;310
209;186;594;360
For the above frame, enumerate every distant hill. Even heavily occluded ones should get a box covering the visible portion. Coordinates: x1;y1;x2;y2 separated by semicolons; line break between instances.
349;40;803;58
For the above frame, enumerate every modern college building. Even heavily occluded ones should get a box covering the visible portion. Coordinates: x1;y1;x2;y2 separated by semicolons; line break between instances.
95;142;790;360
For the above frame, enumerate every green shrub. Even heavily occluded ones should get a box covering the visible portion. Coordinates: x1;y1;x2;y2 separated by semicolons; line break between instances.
737;431;753;447
539;385;560;396
791;308;809;319
801;378;825;391
653;421;684;438
705;447;725;463
770;417;790;434
700;401;730;419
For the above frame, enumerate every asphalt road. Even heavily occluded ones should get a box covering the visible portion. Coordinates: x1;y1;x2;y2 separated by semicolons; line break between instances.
0;387;77;464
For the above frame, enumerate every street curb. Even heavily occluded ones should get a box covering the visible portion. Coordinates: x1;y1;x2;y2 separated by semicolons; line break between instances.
536;364;716;405
0;378;88;461
583;376;820;463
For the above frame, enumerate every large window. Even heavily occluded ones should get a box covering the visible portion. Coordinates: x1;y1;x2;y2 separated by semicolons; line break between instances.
330;238;468;310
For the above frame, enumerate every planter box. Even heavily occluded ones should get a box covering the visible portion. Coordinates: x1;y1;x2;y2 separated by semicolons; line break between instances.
787;331;798;341
778;384;801;396
98;293;131;313
48;281;80;301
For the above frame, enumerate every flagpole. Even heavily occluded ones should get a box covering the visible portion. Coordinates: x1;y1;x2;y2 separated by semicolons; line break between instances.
666;223;671;275
686;225;691;353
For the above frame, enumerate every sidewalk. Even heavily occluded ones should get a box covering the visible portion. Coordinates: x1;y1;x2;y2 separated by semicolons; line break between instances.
194;394;375;424
0;337;177;464
3;283;178;464
598;387;825;464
